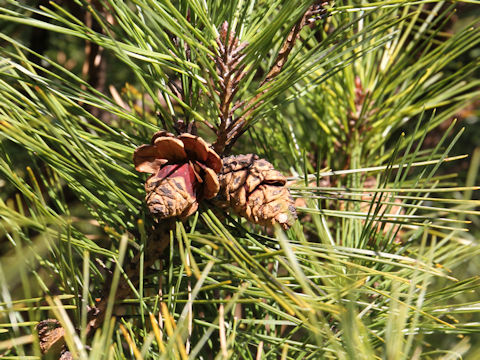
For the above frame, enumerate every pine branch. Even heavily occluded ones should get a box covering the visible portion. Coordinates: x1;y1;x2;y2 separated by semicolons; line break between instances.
209;21;249;153
213;1;329;154
1;2;480;358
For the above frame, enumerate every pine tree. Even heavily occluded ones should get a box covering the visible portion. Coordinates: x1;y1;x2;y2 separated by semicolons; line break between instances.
0;1;479;359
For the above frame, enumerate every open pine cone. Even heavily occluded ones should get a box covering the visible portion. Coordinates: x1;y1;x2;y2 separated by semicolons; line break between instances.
216;154;297;229
133;131;222;219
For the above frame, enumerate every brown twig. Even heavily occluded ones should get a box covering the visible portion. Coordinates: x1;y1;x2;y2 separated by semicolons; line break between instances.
208;22;249;153
81;1;109;121
260;3;327;87
213;2;328;154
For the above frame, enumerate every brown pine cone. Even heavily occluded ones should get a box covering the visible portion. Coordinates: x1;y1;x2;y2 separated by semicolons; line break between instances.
216;154;297;229
133;131;222;219
37;319;67;357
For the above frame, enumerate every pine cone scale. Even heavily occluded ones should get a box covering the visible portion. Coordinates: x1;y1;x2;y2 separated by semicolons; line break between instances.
152;136;188;162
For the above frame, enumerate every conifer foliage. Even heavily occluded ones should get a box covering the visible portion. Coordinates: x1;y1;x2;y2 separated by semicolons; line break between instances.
0;1;479;359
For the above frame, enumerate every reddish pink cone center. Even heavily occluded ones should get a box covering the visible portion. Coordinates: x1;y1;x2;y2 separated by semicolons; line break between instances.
156;163;197;197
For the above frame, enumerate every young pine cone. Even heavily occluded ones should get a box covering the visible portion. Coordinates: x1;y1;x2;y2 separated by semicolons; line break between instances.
216;154;297;229
133;131;222;219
